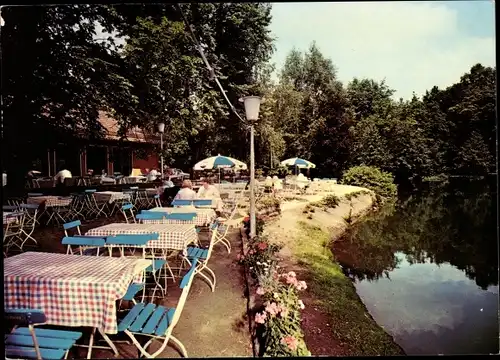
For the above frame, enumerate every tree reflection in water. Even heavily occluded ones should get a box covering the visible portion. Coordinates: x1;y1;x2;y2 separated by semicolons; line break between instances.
333;178;498;289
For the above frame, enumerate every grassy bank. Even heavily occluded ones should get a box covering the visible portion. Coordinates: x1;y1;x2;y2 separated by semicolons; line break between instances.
289;221;404;356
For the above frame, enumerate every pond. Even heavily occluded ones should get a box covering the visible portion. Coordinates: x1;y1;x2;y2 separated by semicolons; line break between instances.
333;178;499;355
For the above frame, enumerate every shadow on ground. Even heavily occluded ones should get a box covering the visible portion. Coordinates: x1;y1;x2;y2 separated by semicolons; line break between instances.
8;214;253;358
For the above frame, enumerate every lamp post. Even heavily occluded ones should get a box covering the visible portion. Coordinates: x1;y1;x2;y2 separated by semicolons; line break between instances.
158;122;165;180
239;96;262;239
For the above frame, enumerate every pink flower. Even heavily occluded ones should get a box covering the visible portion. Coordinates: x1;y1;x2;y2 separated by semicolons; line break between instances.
298;300;305;310
265;302;280;317
256;287;265;295
277;304;289;318
296;280;307;291
254;312;267;324
236;254;242;261
287;271;296;278
281;335;299;351
249;249;255;255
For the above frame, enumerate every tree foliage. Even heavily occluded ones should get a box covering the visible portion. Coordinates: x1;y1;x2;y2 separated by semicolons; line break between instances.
1;4;496;185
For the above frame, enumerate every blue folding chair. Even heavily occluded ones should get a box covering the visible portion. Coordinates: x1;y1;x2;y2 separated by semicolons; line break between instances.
116;258;198;358
135;212;167;223
193;199;212;207
121;203;136;223
62;236;107;256
171;199;193;207
4;308;82;360
166;213;197;221
63;220;82;237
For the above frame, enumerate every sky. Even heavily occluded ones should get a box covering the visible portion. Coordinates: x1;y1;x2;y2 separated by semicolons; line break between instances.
269;1;496;100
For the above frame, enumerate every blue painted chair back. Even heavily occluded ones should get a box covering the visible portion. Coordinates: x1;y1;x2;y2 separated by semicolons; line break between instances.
105;233;159;246
193;199;212;207
166;213;196;221
171;199;193;206
130;186;139;190
62;236;106;247
3;205;19;211
5;308;47;325
154;194;160;199
63;220;81;230
27;193;44;197
136;213;166;221
19;204;40;210
122;203;133;211
84;189;97;193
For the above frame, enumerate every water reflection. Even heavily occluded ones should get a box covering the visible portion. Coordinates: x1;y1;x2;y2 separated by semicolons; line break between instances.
333;179;499;355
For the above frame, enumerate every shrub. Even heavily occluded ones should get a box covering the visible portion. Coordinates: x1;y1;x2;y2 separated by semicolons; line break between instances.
344;190;371;201
320;194;341;208
341;165;397;199
257;196;281;211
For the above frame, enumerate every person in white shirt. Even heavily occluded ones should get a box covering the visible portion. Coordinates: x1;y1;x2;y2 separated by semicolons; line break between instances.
197;179;224;212
197;179;220;199
174;179;197;200
147;168;160;182
54;169;72;186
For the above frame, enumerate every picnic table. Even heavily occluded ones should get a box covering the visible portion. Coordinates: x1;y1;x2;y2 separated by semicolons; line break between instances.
27;195;72;208
94;191;131;204
85;223;198;251
147;207;216;226
4;252;151;334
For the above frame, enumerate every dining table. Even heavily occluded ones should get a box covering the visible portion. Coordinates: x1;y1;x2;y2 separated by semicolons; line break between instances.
4;251;152;356
85;223;198;251
147;207;217;226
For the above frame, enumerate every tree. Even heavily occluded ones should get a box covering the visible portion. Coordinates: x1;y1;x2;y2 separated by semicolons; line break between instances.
1;5;132;186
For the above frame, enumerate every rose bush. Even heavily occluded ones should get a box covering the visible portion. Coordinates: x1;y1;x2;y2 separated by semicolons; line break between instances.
239;221;311;356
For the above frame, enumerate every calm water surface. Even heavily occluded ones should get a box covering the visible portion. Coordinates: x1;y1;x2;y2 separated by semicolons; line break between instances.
333;179;499;355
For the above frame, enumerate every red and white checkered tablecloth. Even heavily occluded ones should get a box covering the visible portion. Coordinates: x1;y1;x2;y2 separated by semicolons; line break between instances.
146;207;216;226
27;196;72;208
4;252;151;334
94;191;131;204
3;211;21;225
85;223;198;251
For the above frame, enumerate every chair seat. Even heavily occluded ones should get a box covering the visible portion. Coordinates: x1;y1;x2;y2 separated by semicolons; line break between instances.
6;327;82;360
122;283;145;301
145;259;167;273
187;246;208;260
6;334;75;349
5;345;67;360
118;303;175;336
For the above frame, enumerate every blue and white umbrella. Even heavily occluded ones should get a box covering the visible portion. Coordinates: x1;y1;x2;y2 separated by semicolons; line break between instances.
280;157;316;169
193;155;247;171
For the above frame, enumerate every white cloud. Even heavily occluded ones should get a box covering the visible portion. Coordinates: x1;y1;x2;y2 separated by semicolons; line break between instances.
269;2;496;100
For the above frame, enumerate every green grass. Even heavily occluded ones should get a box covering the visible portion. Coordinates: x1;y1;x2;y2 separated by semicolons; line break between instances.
291;221;404;356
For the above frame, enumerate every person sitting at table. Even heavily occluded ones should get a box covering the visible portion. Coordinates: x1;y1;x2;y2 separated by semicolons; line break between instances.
54;167;72;188
197;179;220;199
147;168;160;182
197;179;224;212
174;179;197;200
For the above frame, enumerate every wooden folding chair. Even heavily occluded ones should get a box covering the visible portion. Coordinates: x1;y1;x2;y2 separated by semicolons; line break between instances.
4;308;82;360
182;222;218;292
116;258;198;358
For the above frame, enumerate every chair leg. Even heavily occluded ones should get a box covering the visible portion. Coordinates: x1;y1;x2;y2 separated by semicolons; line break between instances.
87;327;96;359
167;335;188;358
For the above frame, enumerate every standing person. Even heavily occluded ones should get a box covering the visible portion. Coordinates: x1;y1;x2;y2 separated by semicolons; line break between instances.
173;179;197;200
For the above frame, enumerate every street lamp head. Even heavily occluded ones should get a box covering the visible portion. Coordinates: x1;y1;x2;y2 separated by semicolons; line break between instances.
239;96;262;122
158;122;165;133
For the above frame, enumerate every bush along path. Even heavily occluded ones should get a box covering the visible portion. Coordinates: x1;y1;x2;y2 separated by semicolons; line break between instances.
239;215;311;357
